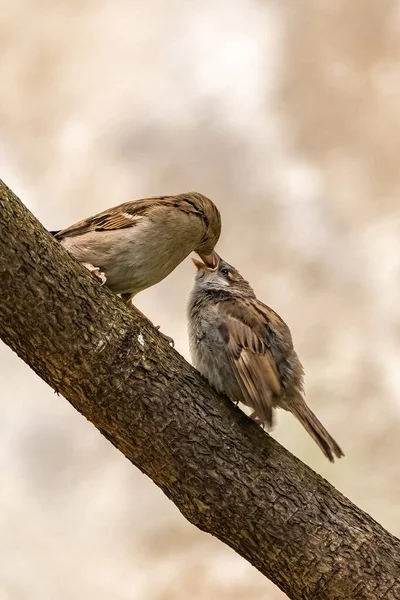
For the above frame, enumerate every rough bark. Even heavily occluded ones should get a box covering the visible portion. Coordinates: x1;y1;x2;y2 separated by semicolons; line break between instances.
0;178;399;600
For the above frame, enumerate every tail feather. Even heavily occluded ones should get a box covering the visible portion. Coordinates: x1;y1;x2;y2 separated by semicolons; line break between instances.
288;397;344;462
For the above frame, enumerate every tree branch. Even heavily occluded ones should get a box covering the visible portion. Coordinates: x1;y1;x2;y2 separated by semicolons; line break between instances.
1;178;399;599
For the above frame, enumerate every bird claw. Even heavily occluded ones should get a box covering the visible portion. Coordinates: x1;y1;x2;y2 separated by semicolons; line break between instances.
121;297;174;347
82;263;106;285
249;411;266;428
155;326;175;347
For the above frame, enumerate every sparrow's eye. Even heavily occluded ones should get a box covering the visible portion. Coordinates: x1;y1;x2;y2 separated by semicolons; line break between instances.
220;267;230;277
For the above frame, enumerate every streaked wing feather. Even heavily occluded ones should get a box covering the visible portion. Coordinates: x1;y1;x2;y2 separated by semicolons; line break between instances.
54;193;211;239
88;212;143;231
219;303;281;427
237;351;274;425
54;197;167;239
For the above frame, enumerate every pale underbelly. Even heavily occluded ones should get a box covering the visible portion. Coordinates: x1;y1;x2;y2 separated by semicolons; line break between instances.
61;226;199;295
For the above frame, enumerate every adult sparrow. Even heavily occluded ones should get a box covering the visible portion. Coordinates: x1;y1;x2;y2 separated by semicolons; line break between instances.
188;256;343;462
51;192;221;305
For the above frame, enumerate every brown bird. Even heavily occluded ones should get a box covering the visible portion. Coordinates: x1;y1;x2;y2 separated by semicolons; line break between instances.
51;192;221;306
188;256;344;462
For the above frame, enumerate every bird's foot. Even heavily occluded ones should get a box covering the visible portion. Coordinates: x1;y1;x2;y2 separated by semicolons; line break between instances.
82;263;106;285
121;295;174;347
155;326;175;347
249;411;266;429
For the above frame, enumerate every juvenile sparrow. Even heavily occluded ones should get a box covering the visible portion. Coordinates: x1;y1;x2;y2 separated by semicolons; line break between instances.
188;256;344;462
51;192;221;305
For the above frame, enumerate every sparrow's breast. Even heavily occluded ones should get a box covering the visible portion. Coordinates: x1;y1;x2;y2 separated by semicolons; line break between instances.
188;300;243;404
62;210;205;295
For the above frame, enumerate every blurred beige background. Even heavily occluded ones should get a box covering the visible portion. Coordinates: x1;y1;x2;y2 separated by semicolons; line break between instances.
1;1;400;598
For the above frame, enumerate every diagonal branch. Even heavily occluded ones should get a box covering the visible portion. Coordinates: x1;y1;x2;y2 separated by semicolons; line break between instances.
0;178;399;600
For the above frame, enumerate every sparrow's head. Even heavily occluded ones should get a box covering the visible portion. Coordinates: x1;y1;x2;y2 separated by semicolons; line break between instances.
188;193;221;268
192;254;255;296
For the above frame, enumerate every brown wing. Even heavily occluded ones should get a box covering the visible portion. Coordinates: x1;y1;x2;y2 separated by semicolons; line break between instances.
54;192;215;240
218;300;282;427
53;197;166;239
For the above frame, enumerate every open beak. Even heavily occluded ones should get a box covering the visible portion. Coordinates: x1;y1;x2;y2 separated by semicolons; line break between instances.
192;258;209;272
197;251;219;270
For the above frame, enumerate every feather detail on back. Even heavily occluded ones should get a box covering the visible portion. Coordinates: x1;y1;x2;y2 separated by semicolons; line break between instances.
218;300;282;427
53;192;219;240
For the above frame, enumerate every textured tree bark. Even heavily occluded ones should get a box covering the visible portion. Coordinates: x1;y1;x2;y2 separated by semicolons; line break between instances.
0;179;399;600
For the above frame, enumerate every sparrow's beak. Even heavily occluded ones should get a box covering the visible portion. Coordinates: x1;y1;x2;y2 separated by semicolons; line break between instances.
192;258;209;272
198;251;219;270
